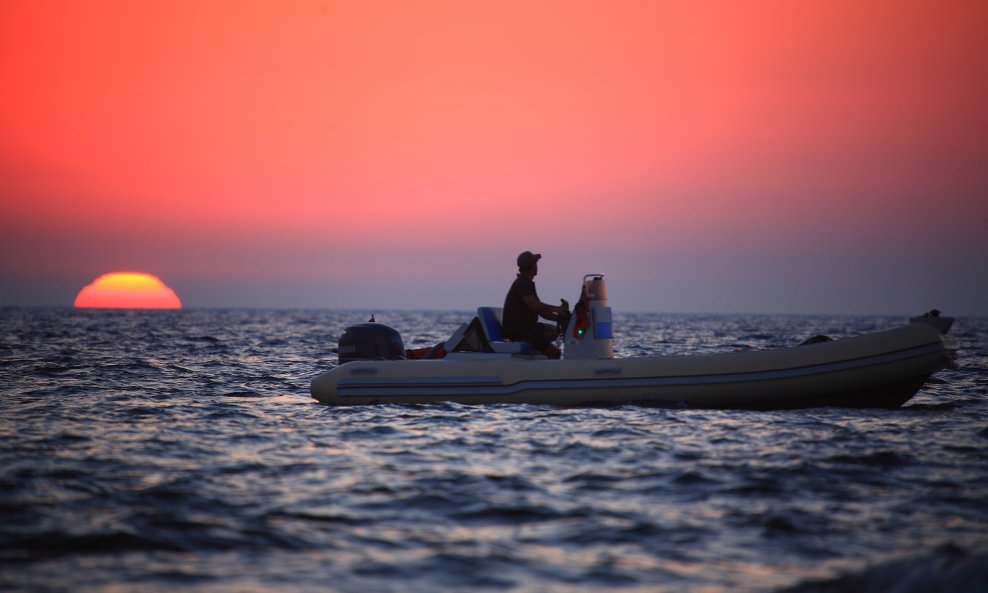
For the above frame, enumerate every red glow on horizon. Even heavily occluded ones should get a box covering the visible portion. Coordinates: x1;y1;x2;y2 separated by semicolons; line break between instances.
74;272;182;309
0;1;985;314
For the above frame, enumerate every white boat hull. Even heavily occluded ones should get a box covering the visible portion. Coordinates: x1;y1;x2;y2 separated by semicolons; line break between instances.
311;324;952;409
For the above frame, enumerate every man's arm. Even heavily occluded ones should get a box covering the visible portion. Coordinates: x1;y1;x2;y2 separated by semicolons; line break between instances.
522;295;563;321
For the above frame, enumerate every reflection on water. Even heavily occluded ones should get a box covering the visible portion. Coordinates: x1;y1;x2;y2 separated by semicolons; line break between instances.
1;308;986;592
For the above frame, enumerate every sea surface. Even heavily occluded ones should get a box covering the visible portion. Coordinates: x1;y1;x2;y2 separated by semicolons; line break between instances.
2;308;987;593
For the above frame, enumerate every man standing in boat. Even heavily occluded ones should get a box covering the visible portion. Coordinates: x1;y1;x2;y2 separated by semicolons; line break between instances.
502;251;567;359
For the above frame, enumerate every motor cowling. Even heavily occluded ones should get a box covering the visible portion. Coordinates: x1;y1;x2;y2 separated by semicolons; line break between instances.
338;323;405;364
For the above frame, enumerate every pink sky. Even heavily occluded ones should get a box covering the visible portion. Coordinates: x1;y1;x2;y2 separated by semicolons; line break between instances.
1;0;986;314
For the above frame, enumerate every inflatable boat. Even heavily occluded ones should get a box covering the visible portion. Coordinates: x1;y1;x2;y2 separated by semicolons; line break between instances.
311;275;956;409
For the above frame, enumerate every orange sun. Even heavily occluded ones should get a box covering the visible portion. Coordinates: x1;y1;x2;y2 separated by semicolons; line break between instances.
74;272;182;309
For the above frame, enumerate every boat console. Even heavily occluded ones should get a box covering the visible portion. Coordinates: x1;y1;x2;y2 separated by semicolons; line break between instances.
563;274;614;360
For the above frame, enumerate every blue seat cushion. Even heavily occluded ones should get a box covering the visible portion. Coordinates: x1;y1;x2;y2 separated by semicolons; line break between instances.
478;307;504;341
477;307;534;353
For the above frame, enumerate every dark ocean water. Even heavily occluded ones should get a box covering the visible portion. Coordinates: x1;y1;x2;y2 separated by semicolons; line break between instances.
2;308;987;593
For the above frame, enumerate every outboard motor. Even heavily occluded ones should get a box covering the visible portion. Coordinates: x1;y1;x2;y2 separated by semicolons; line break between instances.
564;274;614;359
338;322;405;364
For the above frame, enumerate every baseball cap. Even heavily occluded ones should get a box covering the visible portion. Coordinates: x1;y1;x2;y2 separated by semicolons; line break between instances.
517;251;542;268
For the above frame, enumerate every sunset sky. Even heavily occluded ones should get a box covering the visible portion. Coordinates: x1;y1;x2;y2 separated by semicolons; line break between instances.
2;0;986;315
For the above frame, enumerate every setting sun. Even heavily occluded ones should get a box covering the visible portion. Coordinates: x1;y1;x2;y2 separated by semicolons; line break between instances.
74;272;182;309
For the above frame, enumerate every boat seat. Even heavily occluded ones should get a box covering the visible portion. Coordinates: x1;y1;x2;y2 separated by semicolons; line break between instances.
477;307;535;354
443;322;472;351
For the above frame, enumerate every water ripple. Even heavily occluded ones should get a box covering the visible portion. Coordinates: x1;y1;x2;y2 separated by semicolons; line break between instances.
1;308;986;592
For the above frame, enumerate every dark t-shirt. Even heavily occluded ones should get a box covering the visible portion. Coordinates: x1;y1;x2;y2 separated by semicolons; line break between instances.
502;275;539;341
